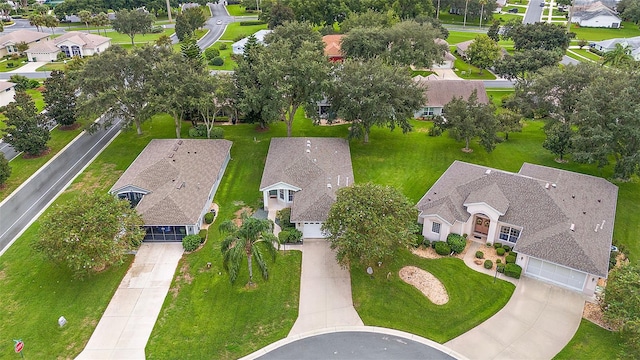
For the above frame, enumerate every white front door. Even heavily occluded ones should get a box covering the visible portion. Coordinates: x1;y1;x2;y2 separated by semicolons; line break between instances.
302;222;325;238
525;258;587;291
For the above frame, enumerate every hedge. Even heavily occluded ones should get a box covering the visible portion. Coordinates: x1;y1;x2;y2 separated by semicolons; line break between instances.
434;241;451;256
198;229;207;243
182;234;201;251
446;233;466;254
475;251;484;259
504;263;522;279
204;212;214;224
496;247;506;256
505;254;516;264
239;20;266;26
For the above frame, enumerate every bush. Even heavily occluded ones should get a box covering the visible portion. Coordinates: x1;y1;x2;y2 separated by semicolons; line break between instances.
218;43;228;50
494;242;502;249
189;124;207;138
182;234;201;251
505;254;516;264
6;62;14;68
210;56;224;66
475;251;484;259
239;20;266;26
502;245;511;252
150;25;163;33
486;242;492;247
497;264;505;273
204;212;215;224
198;229;207;243
57;51;68;61
434;241;451;256
504;263;522;278
496;258;502;264
204;47;220;60
484;259;493;269
278;230;290;245
275;208;293;228
288;228;302;243
446;233;466;254
496;247;506;256
9;75;39;91
210;127;224;139
428;126;442;136
412;235;423;248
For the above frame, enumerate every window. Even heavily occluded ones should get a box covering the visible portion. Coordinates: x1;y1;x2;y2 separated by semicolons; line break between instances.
432;222;441;234
288;190;294;202
279;189;285;200
499;226;521;243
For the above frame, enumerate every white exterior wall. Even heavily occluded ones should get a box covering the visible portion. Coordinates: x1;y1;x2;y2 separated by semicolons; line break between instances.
26;51;58;62
465;203;502;244
414;106;444;118
579;15;621;28
421;216;450;241
0;86;15;107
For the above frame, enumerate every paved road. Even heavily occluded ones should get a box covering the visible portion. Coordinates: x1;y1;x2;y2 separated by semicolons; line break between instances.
0;119;121;255
255;332;457;360
0;71;51;79
523;0;544;24
561;55;580;65
0;140;18;161
197;2;234;49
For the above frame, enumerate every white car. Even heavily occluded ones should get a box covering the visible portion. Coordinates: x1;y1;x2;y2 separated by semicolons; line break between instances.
216;20;222;25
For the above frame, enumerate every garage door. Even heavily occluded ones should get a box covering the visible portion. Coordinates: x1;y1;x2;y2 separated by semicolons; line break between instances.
302;222;325;238
526;258;587;291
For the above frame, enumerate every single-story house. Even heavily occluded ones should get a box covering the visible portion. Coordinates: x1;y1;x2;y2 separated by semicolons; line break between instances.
259;137;354;238
591;36;640;60
0;30;50;57
432;38;455;69
109;139;232;242
417;161;617;295
232;29;273;55
25;31;111;62
455;40;473;59
0;81;16;107
571;1;621;28
413;78;489;118
322;34;344;62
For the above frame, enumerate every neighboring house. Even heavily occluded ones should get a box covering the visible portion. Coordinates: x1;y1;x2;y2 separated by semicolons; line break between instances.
259;137;354;238
0;30;50;57
322;34;344;62
571;1;621;28
591;36;640;60
412;78;489;118
109;139;233;242
25;31;111;62
432;39;455;69
232;29;273;55
417;161;617;295
0;81;16;107
455;40;473;59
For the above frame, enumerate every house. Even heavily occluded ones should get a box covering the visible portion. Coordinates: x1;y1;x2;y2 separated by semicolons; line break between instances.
232;29;273;55
259;137;354;238
417;161;617;295
413;78;489;118
0;81;16;107
432;39;455;69
0;30;50;57
591;36;640;60
25;31;111;62
109;139;232;242
455;40;473;59
571;1;621;28
322;34;344;62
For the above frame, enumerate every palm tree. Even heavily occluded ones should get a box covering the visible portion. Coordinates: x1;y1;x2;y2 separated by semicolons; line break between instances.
0;3;12;22
463;0;470;27
479;0;488;28
602;43;633;68
219;212;277;286
78;10;91;33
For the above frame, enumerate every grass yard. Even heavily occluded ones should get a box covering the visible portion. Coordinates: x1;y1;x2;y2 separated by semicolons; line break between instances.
570;21;640;41
555;319;625;359
452;53;497;80
226;4;253;16
219;22;268;41
105;29;175;46
570;49;602;62
208;42;236;70
493;13;524;23
36;62;68;72
0;56;28;72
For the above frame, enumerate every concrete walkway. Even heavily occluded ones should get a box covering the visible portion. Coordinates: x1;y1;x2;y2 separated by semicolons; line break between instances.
76;243;184;360
445;276;585;360
288;239;364;336
9;61;47;73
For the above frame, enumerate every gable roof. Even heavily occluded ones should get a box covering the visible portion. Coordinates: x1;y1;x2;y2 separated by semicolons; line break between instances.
54;31;111;49
413;78;490;107
322;34;344;57
110;139;232;226
0;81;16;92
0;30;50;48
417;161;617;278
571;1;620;21
260;137;354;222
456;40;473;54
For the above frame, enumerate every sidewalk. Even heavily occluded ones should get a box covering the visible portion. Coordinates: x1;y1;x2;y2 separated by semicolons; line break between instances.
76;243;184;360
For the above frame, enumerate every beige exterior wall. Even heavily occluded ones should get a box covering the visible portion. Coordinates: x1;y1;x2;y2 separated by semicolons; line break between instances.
0;87;16;107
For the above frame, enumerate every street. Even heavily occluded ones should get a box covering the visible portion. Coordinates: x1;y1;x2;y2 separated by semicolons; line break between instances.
523;0;544;24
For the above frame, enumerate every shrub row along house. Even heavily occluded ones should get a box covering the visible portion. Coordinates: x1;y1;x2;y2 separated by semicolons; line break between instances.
417;161;617;295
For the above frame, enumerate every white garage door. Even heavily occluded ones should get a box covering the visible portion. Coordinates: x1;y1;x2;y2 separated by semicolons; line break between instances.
302;222;325;238
526;258;587;291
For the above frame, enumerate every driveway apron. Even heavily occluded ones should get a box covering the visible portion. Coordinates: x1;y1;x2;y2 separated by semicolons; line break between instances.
76;243;184;360
288;239;363;336
445;276;585;360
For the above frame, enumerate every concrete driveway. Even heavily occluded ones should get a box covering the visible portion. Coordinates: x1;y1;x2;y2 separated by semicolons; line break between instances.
445;276;585;360
288;239;363;336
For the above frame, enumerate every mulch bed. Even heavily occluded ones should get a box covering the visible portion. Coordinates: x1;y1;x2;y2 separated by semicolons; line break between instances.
22;147;51;159
59;123;83;131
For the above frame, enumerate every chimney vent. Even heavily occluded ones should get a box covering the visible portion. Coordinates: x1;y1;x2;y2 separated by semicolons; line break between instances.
570;223;575;232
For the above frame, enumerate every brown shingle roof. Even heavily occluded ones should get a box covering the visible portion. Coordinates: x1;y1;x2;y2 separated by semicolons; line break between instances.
0;30;49;48
0;81;16;92
413;79;490;107
110;139;232;226
260;137;354;222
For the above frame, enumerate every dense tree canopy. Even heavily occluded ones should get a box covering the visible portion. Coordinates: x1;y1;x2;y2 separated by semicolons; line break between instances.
493;49;563;80
323;183;416;268
0;153;10;187
603;263;640;357
44;70;78;128
112;9;155;46
465;34;501;74
504;22;573;51
1;91;50;157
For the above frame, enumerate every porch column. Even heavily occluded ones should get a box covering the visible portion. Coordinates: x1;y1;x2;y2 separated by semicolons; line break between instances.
486;217;499;244
263;191;269;211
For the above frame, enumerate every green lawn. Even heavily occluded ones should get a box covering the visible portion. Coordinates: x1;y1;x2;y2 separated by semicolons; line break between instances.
226;4;253;16
0;56;28;72
446;31;480;44
555;319;625;359
452;53;497;80
570;48;602;62
208;43;236;70
219;22;268;41
105;29;175;46
36;62;68;72
493;13;524;23
570;21;640;41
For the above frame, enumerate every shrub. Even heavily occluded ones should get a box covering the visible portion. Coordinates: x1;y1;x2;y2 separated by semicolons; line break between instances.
428;126;442;136
9;75;39;91
494;242;502;249
57;51;67;61
510;252;518;258
496;247;506;256
484;259;493;269
275;208;293;228
497;264;506;273
475;251;484;259
504;263;522;278
189;124;207;138
502;245;511;252
239;20;266;26
150;25;163;33
210;56;224;66
505;254;516;264
204;212;215;224
182;234;201;251
6;62;14;68
0;153;10;186
412;235;423;248
204;47;220;60
218;42;228;50
486;242;492;247
198;229;207;243
446;233;466;254
496;258;502;264
434;241;451;256
278;230;290;245
210;127;224;139
288;228;302;243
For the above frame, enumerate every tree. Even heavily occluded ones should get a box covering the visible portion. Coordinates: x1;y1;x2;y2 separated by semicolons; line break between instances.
44;15;60;34
174;11;192;41
438;90;498;152
465;35;501;74
487;20;501;42
505;22;572;51
603;263;640;357
235;35;272;129
182;6;207;31
392;0;434;19
542;122;572;162
219;213;277;286
325;58;423;143
28;13;46;32
15;41;29;54
619;0;640;23
44;70;78;128
478;0;488;28
322;183;416;268
1;91;50;157
112;9;155;46
577;38;588;49
195;73;234;138
339;9;398;32
602;43;634;68
263;1;295;29
36;192;144;278
496;109;522;140
0;153;10;187
78;10;92;32
180;35;203;66
0;3;12;22
493;49;563;80
155;34;172;47
91;12;111;35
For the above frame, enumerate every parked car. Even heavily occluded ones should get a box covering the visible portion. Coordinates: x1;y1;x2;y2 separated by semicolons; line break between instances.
508;7;519;13
539;2;545;6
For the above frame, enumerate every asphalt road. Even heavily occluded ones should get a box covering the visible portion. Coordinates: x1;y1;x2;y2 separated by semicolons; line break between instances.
256;332;457;360
197;3;234;49
0;119;121;255
0;140;18;160
523;0;544;24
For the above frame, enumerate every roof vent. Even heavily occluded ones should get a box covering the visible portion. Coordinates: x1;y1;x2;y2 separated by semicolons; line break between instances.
327;183;332;189
601;220;605;229
306;149;310;153
168;153;174;158
177;140;183;145
545;183;550;189
551;183;556;188
176;181;185;189
484;169;491;175
306;143;311;147
594;224;599;232
570;223;575;232
173;145;178;151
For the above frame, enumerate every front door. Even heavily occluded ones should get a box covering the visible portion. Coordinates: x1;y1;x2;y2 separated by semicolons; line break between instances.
474;216;489;235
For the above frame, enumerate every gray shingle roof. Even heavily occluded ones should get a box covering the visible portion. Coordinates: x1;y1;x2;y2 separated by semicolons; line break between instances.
260;137;354;222
0;30;50;47
417;161;617;277
413;79;490;107
110;139;232;226
571;1;620;21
